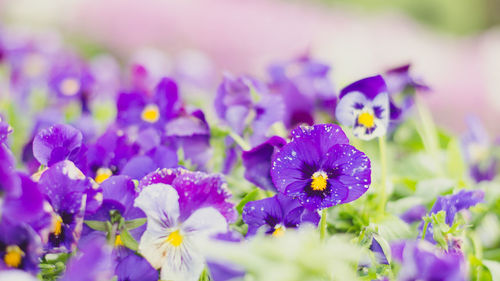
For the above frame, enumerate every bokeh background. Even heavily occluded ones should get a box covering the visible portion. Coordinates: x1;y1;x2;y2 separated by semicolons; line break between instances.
1;0;499;133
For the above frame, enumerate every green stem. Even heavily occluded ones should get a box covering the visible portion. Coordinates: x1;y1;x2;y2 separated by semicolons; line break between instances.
228;131;250;151
320;209;328;240
421;220;429;240
377;136;388;217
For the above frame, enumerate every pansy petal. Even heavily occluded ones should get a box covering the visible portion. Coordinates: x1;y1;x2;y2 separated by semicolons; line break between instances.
335;91;367;126
183;207;228;237
160;245;205;281
134;183;180;230
242;196;283;236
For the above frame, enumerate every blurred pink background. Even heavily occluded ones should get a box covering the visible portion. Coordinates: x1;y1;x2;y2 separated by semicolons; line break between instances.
1;0;499;134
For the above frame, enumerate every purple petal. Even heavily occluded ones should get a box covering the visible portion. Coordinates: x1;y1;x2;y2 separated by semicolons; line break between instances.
32;124;83;166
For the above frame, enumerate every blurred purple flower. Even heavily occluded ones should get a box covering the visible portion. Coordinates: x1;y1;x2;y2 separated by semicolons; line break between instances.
400;205;427;224
60;236;116;281
461;115;498;182
391;240;466;281
268;54;336;129
271;124;371;210
242;193;320;237
420;189;484;243
0;220;42;274
242;136;286;191
383;64;430;122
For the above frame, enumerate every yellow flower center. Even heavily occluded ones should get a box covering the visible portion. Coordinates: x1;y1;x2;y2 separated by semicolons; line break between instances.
141;104;160;123
59;78;81;96
53;215;63;236
4;245;24;268
115;234;124;247
166;230;183;247
357;112;375;128
272;226;285;237
311;171;328;191
95;168;113;184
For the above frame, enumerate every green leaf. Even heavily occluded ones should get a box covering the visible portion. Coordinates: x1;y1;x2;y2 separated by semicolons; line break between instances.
236;189;261;215
84;220;109;232
124;218;147;230
120;228;139;252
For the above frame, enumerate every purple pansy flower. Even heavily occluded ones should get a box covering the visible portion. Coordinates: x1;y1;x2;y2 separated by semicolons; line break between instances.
271;124;371;210
335;75;389;140
116;77;180;130
38;160;98;252
242;193;320;237
83;175;145;241
163;109;211;169
383;64;430;122
391;240;466;281
400;204;427;224
214;74;284;173
268;54;336;129
48;54;95;110
139;168;237;223
134;183;228;281
420;189;484;243
2;173;45;224
214;74;254;136
32;123;84;168
0;220;42;274
86;125;140;182
60;236;116;281
461;116;498;182
115;248;158;281
242;136;286;191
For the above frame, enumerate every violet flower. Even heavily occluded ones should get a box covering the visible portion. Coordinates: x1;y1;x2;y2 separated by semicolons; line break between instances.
383;64;430;122
32;123;84;168
242;193;320;237
116;77;180;130
391;240;466;281
163;109;211;169
268;54;336;128
242;136;286;191
420;189;484;243
38;160;97;252
271;124;371;210
83;175;145;241
134;184;228;281
335;75;389;140
60;236;116;281
139;168;237;223
0;220;42;274
461;115;498;182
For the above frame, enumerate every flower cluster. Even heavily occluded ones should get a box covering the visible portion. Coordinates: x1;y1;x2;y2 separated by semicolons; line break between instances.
0;26;498;281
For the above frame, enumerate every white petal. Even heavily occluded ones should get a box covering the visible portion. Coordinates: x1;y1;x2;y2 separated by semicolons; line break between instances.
135;184;181;268
335;91;367;126
160;240;205;281
182;207;228;238
372;92;390;123
134;183;180;230
138;229;169;269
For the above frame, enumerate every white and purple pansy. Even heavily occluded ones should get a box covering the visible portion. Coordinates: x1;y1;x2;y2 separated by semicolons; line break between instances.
335;75;389;141
134;183;228;281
